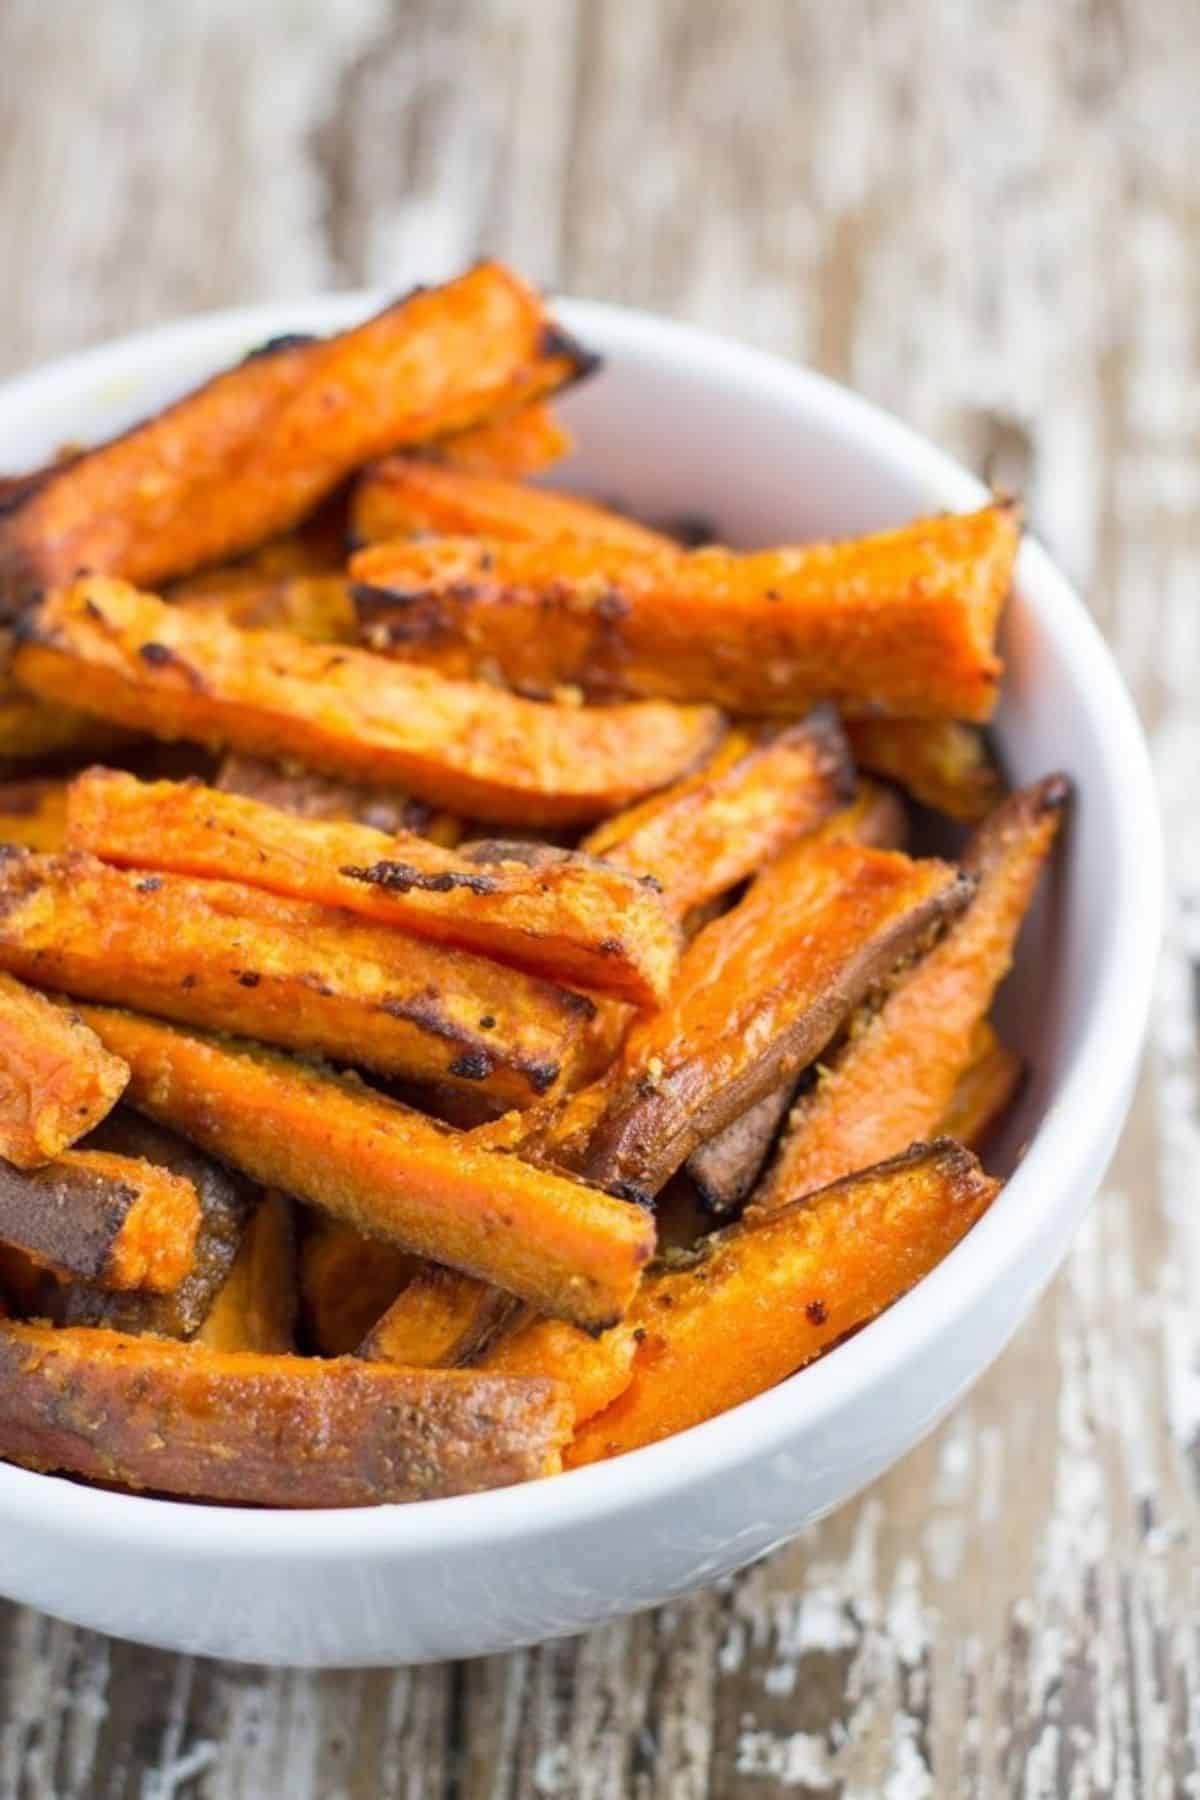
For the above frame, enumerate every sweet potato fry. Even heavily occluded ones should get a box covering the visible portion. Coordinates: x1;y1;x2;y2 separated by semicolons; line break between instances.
0;264;596;611
45;1108;253;1338
754;778;1068;1209
814;779;909;851
584;843;974;1198
196;1192;298;1353
0;1150;199;1292
0;849;593;1105
685;1084;796;1216
174;575;357;641
348;504;1017;720
0;1322;573;1504
938;1021;1023;1151
359;1265;520;1367
430;400;572;477
0;972;128;1167
846;718;1003;821
165;490;350;600
583;710;854;919
68;770;681;1006
216;753;461;845
16;580;723;828
0;630;132;763
568;1141;998;1463
351;458;670;551
0;779;67;851
477;1312;637;1427
76;1008;656;1330
298;1217;418;1356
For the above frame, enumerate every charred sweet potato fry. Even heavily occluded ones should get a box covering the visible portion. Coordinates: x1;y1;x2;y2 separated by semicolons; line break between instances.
351;458;670;551
0;973;128;1168
0;780;68;851
583;710;853;920
568;1141;998;1464
348;504;1018;720
0;264;596;612
937;1021;1023;1151
429;400;572;477
584;843;974;1198
846;718;1003;821
0;1150;199;1292
755;778;1068;1209
298;1217;418;1356
0;1322;573;1504
15;580;723;827
0;849;592;1105
68;770;681;1006
215;753;461;845
359;1265;520;1367
44;1109;253;1339
196;1192;298;1353
76;1007;656;1330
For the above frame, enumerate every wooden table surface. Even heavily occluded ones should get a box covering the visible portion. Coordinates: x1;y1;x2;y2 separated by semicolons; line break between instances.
0;1;1196;1793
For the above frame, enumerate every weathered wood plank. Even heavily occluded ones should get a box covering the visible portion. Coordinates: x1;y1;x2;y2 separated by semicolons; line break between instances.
0;0;1196;1793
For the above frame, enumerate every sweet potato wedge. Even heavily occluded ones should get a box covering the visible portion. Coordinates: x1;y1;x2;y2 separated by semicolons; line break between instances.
568;1141;998;1463
165;490;350;600
67;770;681;1007
584;843;974;1198
583;710;854;920
937;1021;1023;1151
0;630;132;763
845;718;1003;821
216;753;461;845
755;777;1068;1209
359;1265;520;1367
0;264;595;612
196;1191;298;1353
347;504;1017;720
0;1322;572;1504
0;972;128;1167
0;779;68;851
430;400;572;477
351;458;670;551
76;1007;656;1330
0;1149;199;1292
174;574;357;642
0;849;592;1105
684;1084;796;1216
15;580;723;827
477;1312;637;1428
44;1108;253;1338
298;1217;418;1356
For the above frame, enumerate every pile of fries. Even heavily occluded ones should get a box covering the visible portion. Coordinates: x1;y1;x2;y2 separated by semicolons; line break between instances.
0;263;1066;1507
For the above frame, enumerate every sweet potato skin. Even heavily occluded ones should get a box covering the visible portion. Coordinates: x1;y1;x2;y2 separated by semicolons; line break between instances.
359;1265;520;1367
685;1084;795;1216
846;718;1003;821
0;1149;199;1291
0;849;591;1105
68;770;681;1007
0;264;594;611
351;458;670;551
0;972;128;1167
77;1007;656;1331
568;1142;998;1464
16;579;723;828
196;1191;298;1353
584;844;974;1197
348;505;1017;720
0;1322;573;1505
756;777;1068;1209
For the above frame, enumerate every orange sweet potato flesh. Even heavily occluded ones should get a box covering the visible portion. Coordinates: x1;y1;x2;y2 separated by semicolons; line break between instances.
0;1149;199;1291
359;1265;520;1367
15;579;722;828
0;1321;573;1504
431;400;573;476
67;769;681;1007
937;1021;1022;1151
299;1218;418;1356
346;504;1017;720
0;850;591;1106
0;263;595;612
478;1312;637;1428
0;972;128;1167
584;843;974;1198
76;1007;656;1330
583;710;854;920
845;718;1003;821
0;630;132;763
196;1192;298;1353
174;575;357;642
216;752;462;846
351;458;670;551
0;780;68;851
568;1141;999;1464
755;777;1068;1209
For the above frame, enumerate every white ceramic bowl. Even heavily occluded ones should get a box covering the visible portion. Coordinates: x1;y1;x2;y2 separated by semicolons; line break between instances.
0;296;1161;1667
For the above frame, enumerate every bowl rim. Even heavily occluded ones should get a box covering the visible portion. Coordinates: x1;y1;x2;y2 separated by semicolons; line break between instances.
0;292;1163;1561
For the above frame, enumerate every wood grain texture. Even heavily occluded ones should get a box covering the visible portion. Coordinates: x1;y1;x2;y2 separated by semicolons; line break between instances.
0;0;1197;1791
